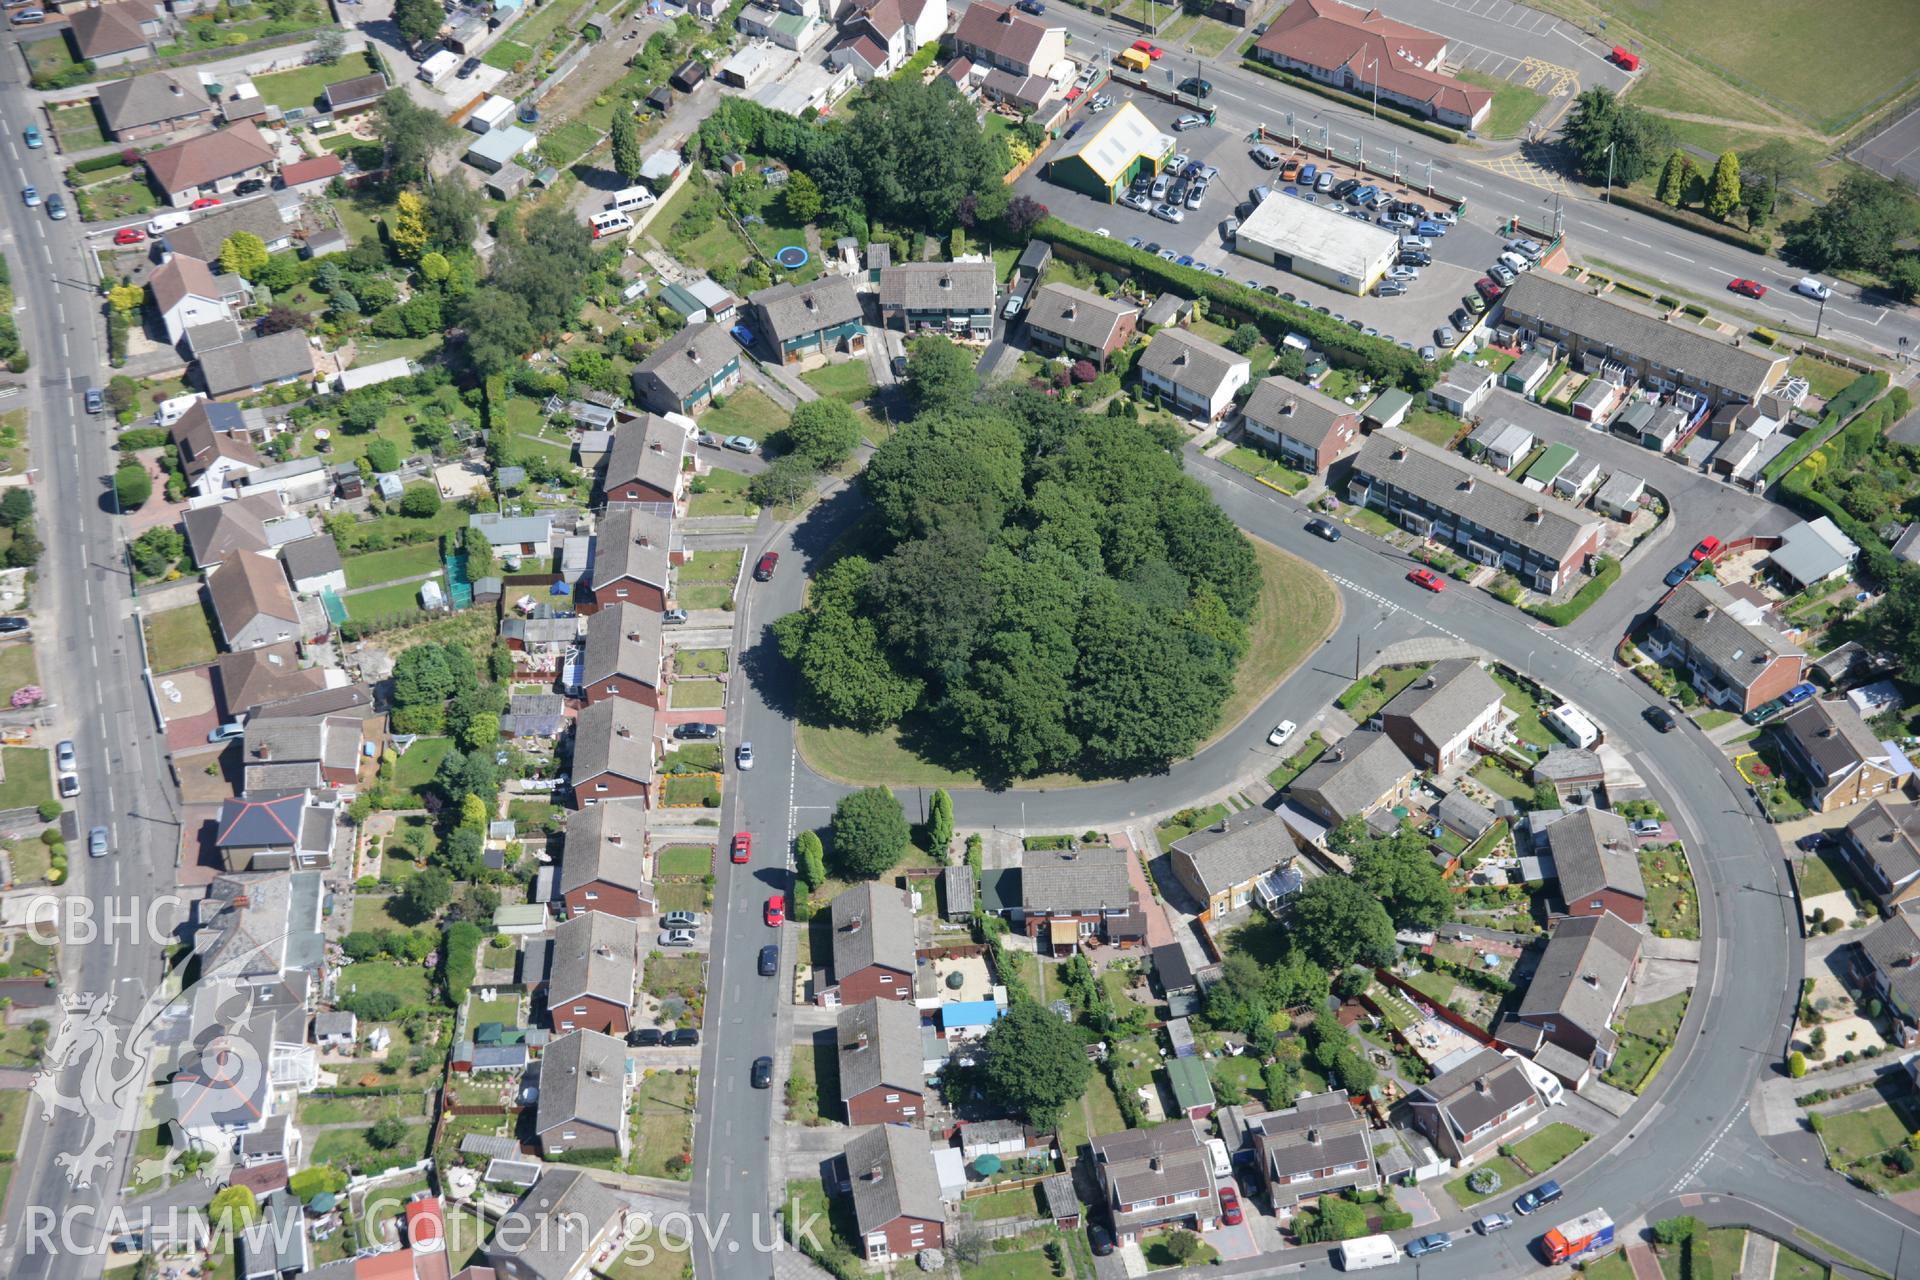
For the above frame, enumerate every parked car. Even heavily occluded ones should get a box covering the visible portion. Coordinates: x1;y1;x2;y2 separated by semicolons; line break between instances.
1389;265;1420;282
1315;171;1335;193
208;721;246;742
1088;1225;1114;1257
45;194;65;220
662;911;702;930
1219;1187;1244;1225
627;1027;664;1047
722;434;756;453
1172;113;1207;131
1408;567;1446;593
751;1056;774;1089
1016;0;1045;12
20;186;37;207
1153;202;1185;223
1513;1180;1563;1215
764;895;786;927
1663;559;1698;588
56;740;75;772
1406;1234;1451;1257
1451;308;1474;332
84;387;103;415
1419;344;1438;362
731;832;752;863
1644;705;1677;734
1781;681;1818;707
1463;293;1487;315
1268;720;1296;747
1375;279;1407;297
1119;191;1151;212
758;944;779;976
190;197;221;210
658;929;697;946
663;608;689;625
234;178;267;196
1743;697;1786;725
113;226;145;245
1177;77;1212;97
754;551;779;581
668;1028;700;1047
1691;536;1722;561
736;741;754;770
674;722;720;740
1475;277;1505;302
1433;325;1459;347
1630;818;1664;837
1728;277;1767;299
87;827;109;858
1305;518;1342;542
1475;1213;1513;1235
1797;832;1831;852
1298;163;1318;185
58;773;79;798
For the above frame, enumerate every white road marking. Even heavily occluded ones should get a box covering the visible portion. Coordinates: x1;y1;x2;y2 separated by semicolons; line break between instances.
1665;251;1695;263
1621;236;1652;248
1669;1102;1749;1193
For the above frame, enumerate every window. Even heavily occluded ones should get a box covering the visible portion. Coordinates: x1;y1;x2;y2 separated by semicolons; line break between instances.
606;684;618;694
595;784;608;792
585;891;599;900
884;1094;899;1103
902;1107;917;1117
617;589;629;598
1589;900;1602;910
573;1007;587;1016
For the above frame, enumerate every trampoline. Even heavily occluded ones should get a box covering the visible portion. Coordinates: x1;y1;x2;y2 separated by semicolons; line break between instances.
776;245;809;270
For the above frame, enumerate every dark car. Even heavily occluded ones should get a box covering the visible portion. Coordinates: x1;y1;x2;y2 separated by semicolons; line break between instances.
1305;518;1342;542
1644;705;1677;733
0;616;28;634
457;56;482;79
753;551;779;581
1513;1179;1562;1215
234;178;267;196
1331;178;1361;200
668;1027;701;1047
1406;1234;1452;1257
750;1056;774;1089
891;354;908;378
1088;1225;1114;1257
673;722;720;741
1744;698;1786;725
759;944;779;976
1177;77;1212;97
1663;559;1698;588
626;1027;664;1047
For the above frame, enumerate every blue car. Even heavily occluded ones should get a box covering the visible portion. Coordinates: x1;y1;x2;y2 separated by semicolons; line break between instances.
1663;559;1698;588
1781;681;1818;707
1416;219;1447;237
729;324;755;348
1174;255;1195;267
1298;163;1318;184
1406;1234;1452;1257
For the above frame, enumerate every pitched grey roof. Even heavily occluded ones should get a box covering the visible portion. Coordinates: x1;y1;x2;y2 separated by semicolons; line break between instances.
750;276;863;343
1377;658;1502;744
534;1029;628;1136
1844;800;1920;891
1516;912;1641;1052
1171;809;1295;897
1251;1090;1371;1180
581;602;662;691
1594;470;1644;510
1777;698;1886;781
1352;428;1602;565
183;492;285;566
197;328;315;396
1467;418;1535;458
876;260;997;312
633;322;738;399
827;882;917;982
281;535;342;585
1435;789;1495;840
323;73;388;110
97;70;210;132
207;550;300;640
942;864;974;916
845;1124;944;1232
1770;517;1858;587
1019;848;1133;913
1652;579;1801;681
837;997;924;1103
1139;327;1246;398
1242;375;1355;450
166;198;292;263
1543;807;1645;906
569;697;655;786
1092;1124;1216;1218
1411;1048;1538;1137
602;412;686;498
1533;747;1602;783
547;911;638;1008
469;511;553;548
492;1167;626;1280
591;506;672;591
1025;284;1137;351
1860;908;1920;1014
1291;728;1415;819
1500;271;1784;399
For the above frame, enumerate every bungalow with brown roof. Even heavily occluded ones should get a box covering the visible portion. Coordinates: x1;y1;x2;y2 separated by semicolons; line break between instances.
558;801;654;918
144;122;278;208
568;697;658;808
277;153;344;194
207;552;301;651
1253;0;1489;129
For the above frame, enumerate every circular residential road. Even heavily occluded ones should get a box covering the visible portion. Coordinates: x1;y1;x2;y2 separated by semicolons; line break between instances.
695;453;1920;1275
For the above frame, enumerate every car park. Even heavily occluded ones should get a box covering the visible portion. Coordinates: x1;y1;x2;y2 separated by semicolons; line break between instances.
754;551;779;581
1408;567;1446;592
1268;720;1297;747
1644;705;1677;733
88;827;109;858
1514;1181;1562;1214
1406;1234;1451;1257
751;1056;774;1089
764;895;785;927
1728;278;1767;298
627;1027;664;1047
1173;113;1207;131
658;928;697;946
674;722;720;740
759;944;780;976
1664;559;1699;588
722;434;756;453
1434;326;1459;346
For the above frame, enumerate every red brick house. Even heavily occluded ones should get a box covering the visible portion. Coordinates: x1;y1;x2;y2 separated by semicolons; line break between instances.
824;883;917;1005
569;698;658;808
601;411;692;506
545;910;639;1035
838;998;925;1125
1642;580;1804;714
1541;807;1646;925
843;1125;945;1263
1023;284;1139;370
1240;376;1361;475
1010;848;1145;953
580;602;664;709
586;506;676;612
558;802;655;918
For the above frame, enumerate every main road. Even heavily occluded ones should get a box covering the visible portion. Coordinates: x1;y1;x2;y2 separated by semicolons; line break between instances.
693;446;1920;1277
0;35;181;1280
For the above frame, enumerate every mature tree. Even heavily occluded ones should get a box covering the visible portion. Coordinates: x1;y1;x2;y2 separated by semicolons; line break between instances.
829;786;910;880
774;557;924;728
399;484;442;517
1162;1233;1202;1265
866;522;997;677
5;530;42;569
390;190;430;261
796;829;827;890
782;398;861;467
457;290;536;376
208;1185;257;1234
1335;820;1453;930
1225;322;1262;354
464;529;497;579
114;463;152;509
423;180;481;253
313;27;346;65
392;0;443;49
1332;1046;1377;1093
458;711;499;753
926;788;953;855
0;488;35;529
904;335;979;413
130;526;184;577
1887;255;1920;304
783;170;822;224
400;866;454;922
1561;86;1669;187
365;438;402;474
978;1000;1092;1128
1655;149;1691;207
419;250;451;284
377;90;461;185
1001;194;1048;240
748;455;816;509
369;1116;410;1150
219;231;269;281
1070;584;1235;775
1705;151;1742;221
1288;874;1396;970
492;205;595;336
611;109;644;184
1740;138;1816;218
260;304;306;335
393;643;458;710
845;77;1004;231
1785;171;1920;274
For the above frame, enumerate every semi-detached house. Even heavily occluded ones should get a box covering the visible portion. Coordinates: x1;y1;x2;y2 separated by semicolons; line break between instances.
951;0;1067;85
1248;1090;1379;1213
1374;657;1506;773
1495;910;1641;1087
588;506;676;612
630;322;741;416
558;800;655;919
568;697;658;808
876;260;996;339
749;276;866;366
1013;848;1144;952
844;1124;945;1262
1540;806;1646;925
1090;1125;1220;1242
1169;809;1302;920
1836;800;1920;914
533;1029;631;1157
824;882;917;1004
837;997;925;1124
1643;579;1803;714
1347;427;1607;595
1137;328;1250;421
1772;698;1896;814
488;1167;629;1280
599;411;691;506
1289;728;1415;827
1240;376;1359;474
1856;907;1920;1039
580;602;664;709
545;910;639;1035
1499;272;1789;411
1023;284;1138;369
207;551;301;651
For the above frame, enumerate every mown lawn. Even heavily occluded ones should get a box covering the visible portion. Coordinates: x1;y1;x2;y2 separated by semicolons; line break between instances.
1510;1122;1588;1174
799;362;874;404
391;736;454;792
1455;68;1546;138
252;50;378;111
343;542;442;589
702;388;788;443
688;467;755;517
1338;663;1426;721
0;747;53;814
680;549;742;581
662;774;721;806
670;680;724;708
673;648;729;675
1445;1154;1526;1205
144;603;218;672
334;961;436;1011
0;642;39;702
345;577;446;620
656;845;713;877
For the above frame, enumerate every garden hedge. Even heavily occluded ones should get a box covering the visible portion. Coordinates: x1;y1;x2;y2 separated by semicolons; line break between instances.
1609;189;1770;253
1525;555;1620;627
1762;370;1887;485
1038;218;1437;392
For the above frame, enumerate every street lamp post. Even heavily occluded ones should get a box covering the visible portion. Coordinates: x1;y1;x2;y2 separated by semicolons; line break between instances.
1603;140;1617;203
1814;292;1827;340
1366;58;1380;119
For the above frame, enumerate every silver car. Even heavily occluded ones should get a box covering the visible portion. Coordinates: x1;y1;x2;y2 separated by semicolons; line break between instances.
661;911;703;930
736;741;754;770
56;739;75;772
1152;202;1185;224
88;826;109;858
657;929;697;947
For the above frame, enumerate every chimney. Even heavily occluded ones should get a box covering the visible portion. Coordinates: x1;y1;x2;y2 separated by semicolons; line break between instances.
847;915;865;934
254;743;270;759
854;1032;870;1052
689;347;701;364
1148;1155;1162;1171
608;831;623;845
169;82;183;95
804;295;816;312
867;1165;885;1182
1527;506;1543;522
617;726;632;738
1460;478;1475;493
232;893;251;909
637;533;651;547
1582;973;1599;986
1700;606;1715;622
1391;447;1406;461
650;440;664;452
939;275;952;290
1281;398;1295;416
1307;1129;1321;1146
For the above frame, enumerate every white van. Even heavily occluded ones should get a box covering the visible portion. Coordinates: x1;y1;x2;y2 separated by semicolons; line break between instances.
589;210;634;239
1206;1137;1231;1179
147;210;191;235
1498;250;1533;274
1337;1235;1402;1271
1546;702;1600;749
154;393;205;427
1794;276;1831;300
609;185;657;214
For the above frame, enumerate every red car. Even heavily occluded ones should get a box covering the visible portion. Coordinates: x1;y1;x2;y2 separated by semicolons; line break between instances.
1474;276;1505;303
1690;535;1721;562
753;551;778;581
1728;278;1767;299
190;197;222;210
1219;1186;1244;1226
764;894;786;927
1408;567;1446;593
112;227;146;246
1131;38;1163;59
731;832;751;864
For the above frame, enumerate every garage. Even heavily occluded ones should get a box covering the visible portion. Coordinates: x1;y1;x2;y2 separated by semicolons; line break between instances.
1047;102;1174;203
1233;194;1400;296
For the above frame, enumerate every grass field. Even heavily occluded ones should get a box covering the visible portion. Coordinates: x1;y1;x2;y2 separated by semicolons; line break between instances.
144;603;218;672
483;38;534;70
352;895;412;933
343;543;442;589
48;103;104;151
312;1120;431;1170
1338;663;1426;721
1603;0;1920;132
252;51;378;111
299;1093;429;1125
1456;69;1547;138
1818;1095;1920;1163
702;388;788;443
799;362;875;404
680;549;743;582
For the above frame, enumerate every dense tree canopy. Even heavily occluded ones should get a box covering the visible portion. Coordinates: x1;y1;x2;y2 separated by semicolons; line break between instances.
1561;87;1671;187
979;1000;1092;1128
1331;817;1453;930
829;786;911;880
1784;172;1920;276
1287;874;1397;970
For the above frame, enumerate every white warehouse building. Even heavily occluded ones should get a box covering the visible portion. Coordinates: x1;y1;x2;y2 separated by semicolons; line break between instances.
1233;194;1400;296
